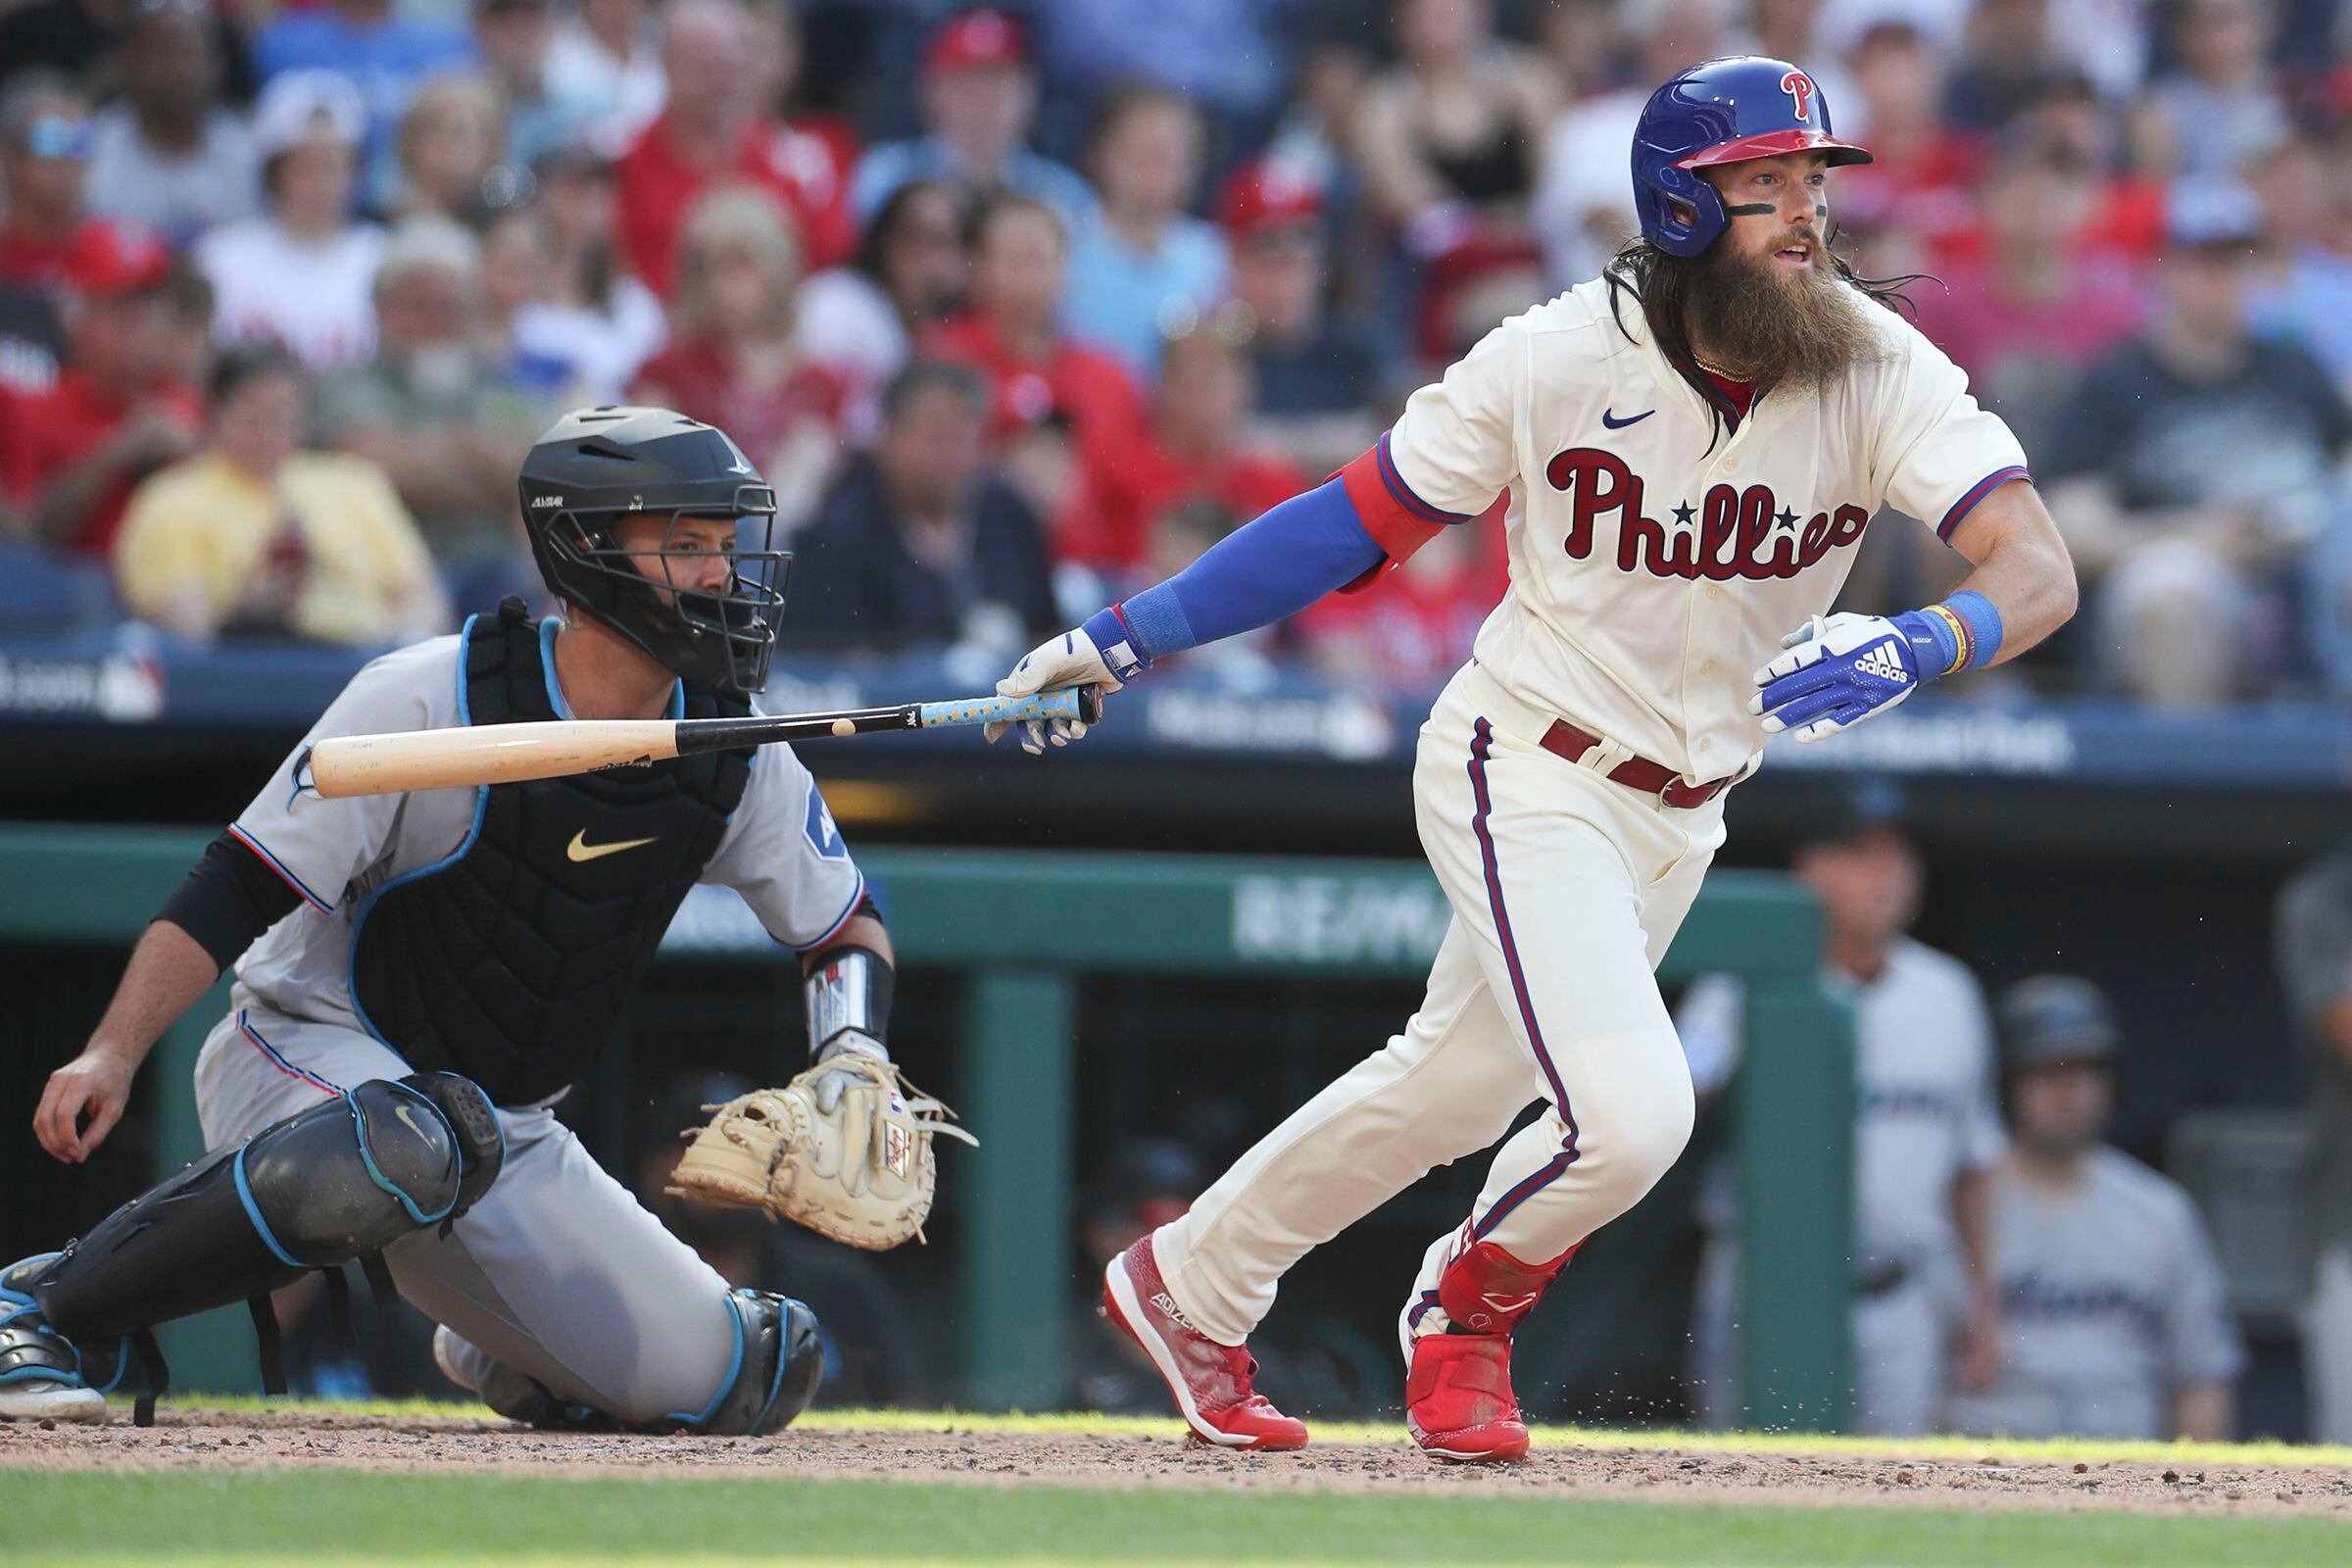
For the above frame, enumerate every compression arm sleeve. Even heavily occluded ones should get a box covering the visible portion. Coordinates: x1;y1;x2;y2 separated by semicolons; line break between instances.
156;830;306;971
1090;477;1386;663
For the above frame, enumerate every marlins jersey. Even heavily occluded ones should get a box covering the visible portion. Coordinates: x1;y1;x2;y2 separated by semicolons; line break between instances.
223;622;866;1047
1338;277;2031;784
1946;1149;2244;1441
1677;938;2005;1274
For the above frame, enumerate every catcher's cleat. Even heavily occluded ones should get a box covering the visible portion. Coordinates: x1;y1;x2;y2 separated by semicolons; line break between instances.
1102;1236;1306;1451
0;1374;106;1423
1404;1333;1528;1462
430;1324;477;1396
0;1254;107;1424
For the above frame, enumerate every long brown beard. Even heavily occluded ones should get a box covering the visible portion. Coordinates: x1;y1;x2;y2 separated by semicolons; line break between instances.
1686;232;1890;392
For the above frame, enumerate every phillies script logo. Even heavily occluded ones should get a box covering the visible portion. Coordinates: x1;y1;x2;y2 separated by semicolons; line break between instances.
1545;448;1869;580
1782;71;1815;122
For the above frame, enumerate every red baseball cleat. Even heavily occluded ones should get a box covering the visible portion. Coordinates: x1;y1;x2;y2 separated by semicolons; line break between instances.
1398;1237;1577;1463
1405;1333;1528;1461
1102;1236;1307;1451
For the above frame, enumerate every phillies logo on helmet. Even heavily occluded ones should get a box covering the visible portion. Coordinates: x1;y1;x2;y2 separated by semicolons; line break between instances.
1781;71;1814;122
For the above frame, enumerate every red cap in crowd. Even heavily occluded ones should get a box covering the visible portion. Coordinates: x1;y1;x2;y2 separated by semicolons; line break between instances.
927;9;1030;74
1217;158;1323;244
73;225;172;301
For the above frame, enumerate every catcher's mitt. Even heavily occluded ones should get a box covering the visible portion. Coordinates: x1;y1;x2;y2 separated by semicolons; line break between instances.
667;1057;976;1250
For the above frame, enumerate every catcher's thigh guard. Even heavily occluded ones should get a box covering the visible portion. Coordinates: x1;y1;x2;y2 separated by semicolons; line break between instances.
668;1289;824;1436
30;1073;503;1416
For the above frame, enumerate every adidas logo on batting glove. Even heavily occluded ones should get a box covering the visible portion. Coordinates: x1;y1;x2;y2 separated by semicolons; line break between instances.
1748;611;1946;743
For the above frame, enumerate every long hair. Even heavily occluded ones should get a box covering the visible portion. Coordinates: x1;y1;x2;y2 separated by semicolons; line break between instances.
1601;235;1930;445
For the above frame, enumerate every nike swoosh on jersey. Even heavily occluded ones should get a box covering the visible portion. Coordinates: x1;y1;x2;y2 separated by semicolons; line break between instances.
1600;408;1654;429
565;829;659;862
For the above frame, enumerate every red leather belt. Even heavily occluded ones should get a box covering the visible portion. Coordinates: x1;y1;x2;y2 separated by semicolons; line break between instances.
1540;720;1734;808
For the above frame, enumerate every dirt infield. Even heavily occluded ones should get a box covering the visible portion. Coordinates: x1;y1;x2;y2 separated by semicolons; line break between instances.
6;1408;2351;1522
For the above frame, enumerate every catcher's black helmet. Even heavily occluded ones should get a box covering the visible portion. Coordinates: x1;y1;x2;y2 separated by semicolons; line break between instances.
518;406;785;694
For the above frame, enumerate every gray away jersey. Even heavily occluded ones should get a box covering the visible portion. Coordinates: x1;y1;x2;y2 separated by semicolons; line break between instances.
1677;938;2006;1272
1946;1149;2244;1441
224;630;866;1037
2276;851;2352;1266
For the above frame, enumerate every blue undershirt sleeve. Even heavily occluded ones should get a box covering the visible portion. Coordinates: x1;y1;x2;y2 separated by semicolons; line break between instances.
1084;479;1385;666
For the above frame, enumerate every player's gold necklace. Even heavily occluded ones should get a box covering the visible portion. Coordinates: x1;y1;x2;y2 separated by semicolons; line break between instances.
1692;350;1749;380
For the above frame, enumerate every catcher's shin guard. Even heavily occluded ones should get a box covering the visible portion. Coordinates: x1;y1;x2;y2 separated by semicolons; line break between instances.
433;1292;821;1435
668;1290;824;1436
29;1072;503;1422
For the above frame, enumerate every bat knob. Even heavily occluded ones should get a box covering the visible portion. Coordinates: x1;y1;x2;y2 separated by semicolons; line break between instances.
1077;687;1103;726
830;718;857;738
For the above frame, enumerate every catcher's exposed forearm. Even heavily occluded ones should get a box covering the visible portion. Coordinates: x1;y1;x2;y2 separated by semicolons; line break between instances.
34;919;220;1163
77;919;220;1077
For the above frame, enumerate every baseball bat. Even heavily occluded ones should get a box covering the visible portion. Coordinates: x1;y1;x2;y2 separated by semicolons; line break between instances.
301;687;1102;799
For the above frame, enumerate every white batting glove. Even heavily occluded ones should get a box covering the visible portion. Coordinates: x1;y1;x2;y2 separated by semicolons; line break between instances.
985;625;1119;753
1749;611;1944;743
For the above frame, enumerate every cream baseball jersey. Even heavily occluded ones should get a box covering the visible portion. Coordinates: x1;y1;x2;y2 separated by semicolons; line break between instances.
1337;277;2031;783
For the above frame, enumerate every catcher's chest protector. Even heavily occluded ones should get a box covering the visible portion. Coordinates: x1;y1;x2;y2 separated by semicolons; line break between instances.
351;604;751;1105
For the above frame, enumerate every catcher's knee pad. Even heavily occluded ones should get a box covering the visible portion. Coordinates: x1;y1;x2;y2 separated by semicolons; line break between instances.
667;1290;824;1437
397;1070;506;1214
31;1074;504;1377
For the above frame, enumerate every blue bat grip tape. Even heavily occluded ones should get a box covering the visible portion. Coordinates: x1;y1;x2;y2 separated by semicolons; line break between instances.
916;691;1079;729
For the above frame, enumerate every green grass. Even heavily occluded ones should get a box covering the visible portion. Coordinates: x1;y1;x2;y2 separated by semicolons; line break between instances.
3;1469;2346;1568
170;1396;2352;1470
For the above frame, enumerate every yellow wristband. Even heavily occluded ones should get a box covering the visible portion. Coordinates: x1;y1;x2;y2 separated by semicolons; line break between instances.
1925;603;1974;676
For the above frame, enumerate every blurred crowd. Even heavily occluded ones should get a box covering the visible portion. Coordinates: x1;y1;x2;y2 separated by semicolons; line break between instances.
3;0;2351;704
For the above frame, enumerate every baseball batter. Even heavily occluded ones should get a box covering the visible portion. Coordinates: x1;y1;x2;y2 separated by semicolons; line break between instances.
1;409;909;1432
993;57;2078;1460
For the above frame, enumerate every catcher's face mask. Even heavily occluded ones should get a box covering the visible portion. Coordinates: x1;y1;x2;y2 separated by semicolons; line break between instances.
551;496;788;694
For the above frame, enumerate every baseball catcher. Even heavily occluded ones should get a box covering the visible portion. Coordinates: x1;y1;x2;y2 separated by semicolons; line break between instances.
2;408;966;1432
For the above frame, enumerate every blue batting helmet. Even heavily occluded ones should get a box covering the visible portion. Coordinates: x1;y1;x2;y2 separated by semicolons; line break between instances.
1631;56;1874;259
